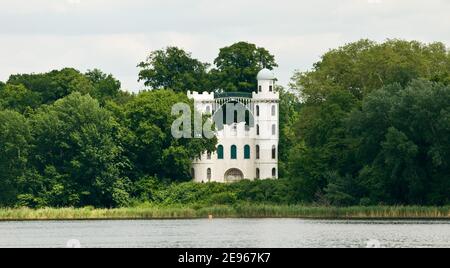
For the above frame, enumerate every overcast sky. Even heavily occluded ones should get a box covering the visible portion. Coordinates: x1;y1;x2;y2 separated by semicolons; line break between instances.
0;0;449;92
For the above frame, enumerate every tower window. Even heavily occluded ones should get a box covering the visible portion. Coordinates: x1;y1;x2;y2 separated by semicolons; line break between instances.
222;105;227;124
272;168;277;178
207;152;212;160
231;145;237;160
206;106;211;114
259;86;262;92
234;110;238;123
256;145;260;160
256;168;260;179
272;145;277;159
244;145;251;159
256;105;260;117
256;124;260;136
217;145;224;159
269;85;273;92
245;110;250;126
272;124;276;136
207;168;212;182
272;105;276;116
191;168;195;178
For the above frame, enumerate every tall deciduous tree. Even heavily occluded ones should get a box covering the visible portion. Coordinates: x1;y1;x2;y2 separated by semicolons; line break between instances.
0;110;31;205
26;92;129;207
138;47;211;93
286;39;450;205
347;80;450;205
277;86;301;177
124;89;217;181
211;42;278;93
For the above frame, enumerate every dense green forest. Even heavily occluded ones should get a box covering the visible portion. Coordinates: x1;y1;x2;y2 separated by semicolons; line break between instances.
0;40;449;208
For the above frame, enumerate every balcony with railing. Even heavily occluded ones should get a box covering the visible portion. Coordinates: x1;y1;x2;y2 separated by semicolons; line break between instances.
214;92;253;99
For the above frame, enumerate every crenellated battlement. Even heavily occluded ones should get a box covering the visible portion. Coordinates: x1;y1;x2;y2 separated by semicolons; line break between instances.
252;90;280;101
187;91;214;101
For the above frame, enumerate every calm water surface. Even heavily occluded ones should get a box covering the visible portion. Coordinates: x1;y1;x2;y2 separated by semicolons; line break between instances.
0;219;449;248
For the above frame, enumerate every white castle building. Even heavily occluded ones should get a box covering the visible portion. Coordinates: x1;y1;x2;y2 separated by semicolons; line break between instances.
188;68;279;183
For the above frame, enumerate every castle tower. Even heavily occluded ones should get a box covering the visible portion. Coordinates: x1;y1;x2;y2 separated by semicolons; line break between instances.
188;68;279;183
253;69;279;180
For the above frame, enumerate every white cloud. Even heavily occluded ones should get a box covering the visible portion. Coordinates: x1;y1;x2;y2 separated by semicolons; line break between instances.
67;0;81;5
0;0;449;92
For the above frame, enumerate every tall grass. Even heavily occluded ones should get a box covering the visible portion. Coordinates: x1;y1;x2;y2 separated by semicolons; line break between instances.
0;205;448;221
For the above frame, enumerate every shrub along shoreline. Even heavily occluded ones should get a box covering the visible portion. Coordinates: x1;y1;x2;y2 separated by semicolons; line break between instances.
0;205;448;221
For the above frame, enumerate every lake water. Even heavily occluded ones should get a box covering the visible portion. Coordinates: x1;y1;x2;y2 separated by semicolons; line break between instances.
0;219;449;248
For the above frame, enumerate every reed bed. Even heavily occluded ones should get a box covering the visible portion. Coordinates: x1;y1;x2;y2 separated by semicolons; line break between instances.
0;205;448;221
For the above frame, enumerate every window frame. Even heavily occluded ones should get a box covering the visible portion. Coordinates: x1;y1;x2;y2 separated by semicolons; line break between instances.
244;145;251;159
207;168;212;182
217;145;224;159
231;145;237;160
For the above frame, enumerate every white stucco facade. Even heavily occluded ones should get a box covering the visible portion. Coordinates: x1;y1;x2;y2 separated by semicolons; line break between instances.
188;69;279;183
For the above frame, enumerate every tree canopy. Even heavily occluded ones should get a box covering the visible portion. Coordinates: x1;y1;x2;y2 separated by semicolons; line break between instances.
21;92;128;207
123;89;217;181
0;68;217;207
291;39;450;103
138;42;278;93
286;39;450;206
7;68;95;105
211;42;278;93
138;47;212;93
0;110;31;205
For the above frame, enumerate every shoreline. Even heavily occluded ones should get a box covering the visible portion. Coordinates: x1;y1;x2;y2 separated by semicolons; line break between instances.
0;205;449;222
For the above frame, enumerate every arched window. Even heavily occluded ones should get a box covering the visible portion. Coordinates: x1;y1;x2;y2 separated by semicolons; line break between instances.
244;145;251;159
234;110;238;123
207;152;212;160
272;124;276;136
256;145;260;160
207;168;212;182
222;105;227;124
217;145;224;159
191;168;195;178
272;145;277;159
256;124;260;136
259;85;262;92
271;105;276;116
272;168;277;178
231;145;237;159
256;168;260;179
245;110;250;126
256;105;260;117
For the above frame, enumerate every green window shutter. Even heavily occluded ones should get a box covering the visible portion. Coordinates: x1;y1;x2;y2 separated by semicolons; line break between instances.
231;145;237;159
244;145;251;159
218;145;224;159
